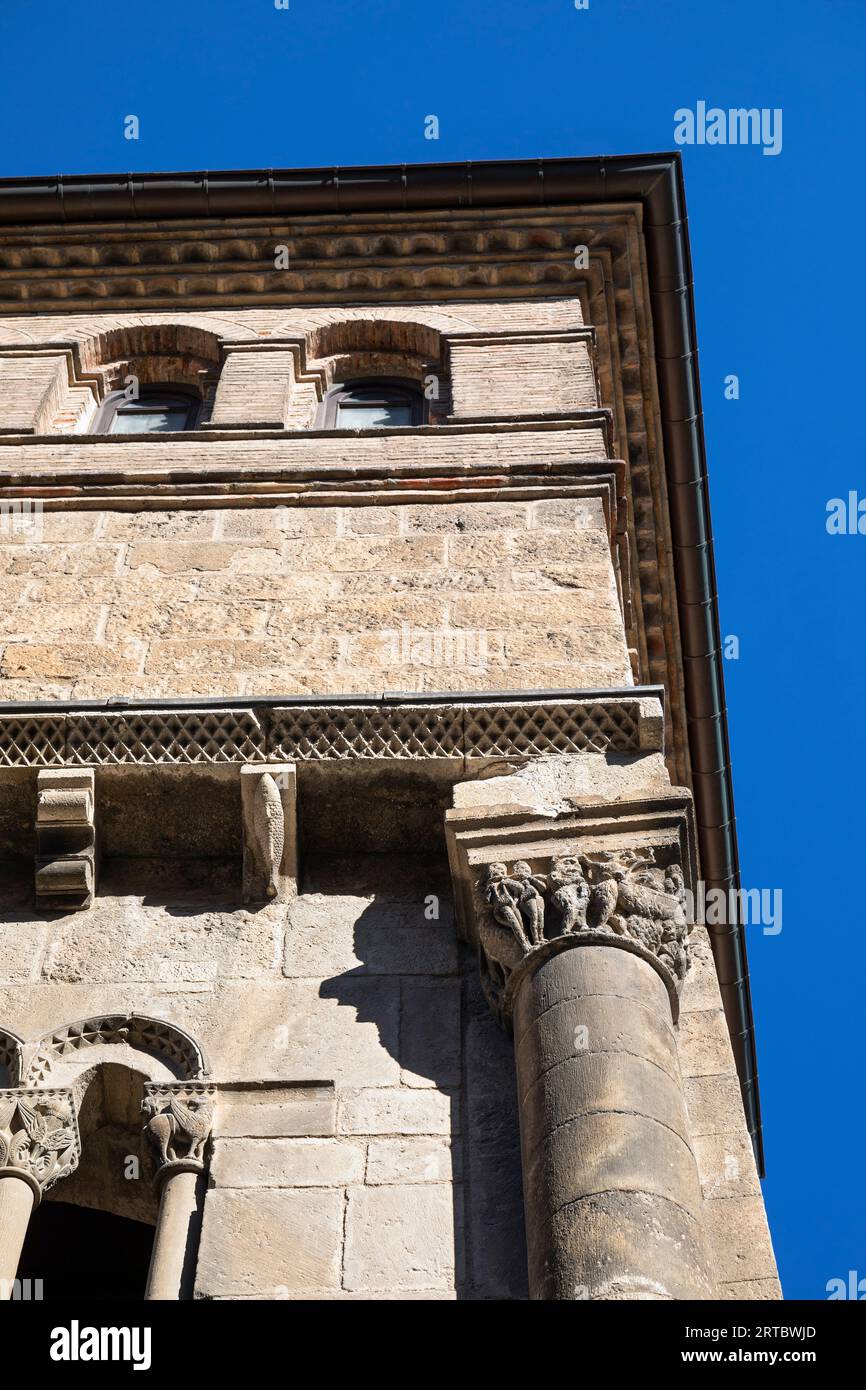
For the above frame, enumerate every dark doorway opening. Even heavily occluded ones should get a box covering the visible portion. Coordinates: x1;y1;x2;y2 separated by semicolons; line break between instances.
17;1201;154;1300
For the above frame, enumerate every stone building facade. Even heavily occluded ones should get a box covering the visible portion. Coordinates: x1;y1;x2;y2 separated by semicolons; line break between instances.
0;156;780;1300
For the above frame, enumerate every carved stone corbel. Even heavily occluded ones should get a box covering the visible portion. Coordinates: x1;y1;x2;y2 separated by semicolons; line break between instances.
241;763;297;903
34;769;96;911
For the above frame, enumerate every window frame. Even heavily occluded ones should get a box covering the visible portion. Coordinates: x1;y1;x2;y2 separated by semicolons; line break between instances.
319;377;425;430
94;384;203;435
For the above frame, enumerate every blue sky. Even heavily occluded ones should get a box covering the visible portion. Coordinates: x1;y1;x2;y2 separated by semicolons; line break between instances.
1;0;863;1300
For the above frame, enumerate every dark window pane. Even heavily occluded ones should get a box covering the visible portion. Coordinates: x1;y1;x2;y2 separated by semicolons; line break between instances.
336;401;413;428
110;408;189;434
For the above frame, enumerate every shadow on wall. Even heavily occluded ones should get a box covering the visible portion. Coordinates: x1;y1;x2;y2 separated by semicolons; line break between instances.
314;852;528;1300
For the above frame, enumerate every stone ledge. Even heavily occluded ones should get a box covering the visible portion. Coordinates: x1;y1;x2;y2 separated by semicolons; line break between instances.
0;690;665;767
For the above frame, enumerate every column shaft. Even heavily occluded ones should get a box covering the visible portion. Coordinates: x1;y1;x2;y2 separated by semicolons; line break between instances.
145;1169;204;1301
513;943;713;1300
0;1175;35;1298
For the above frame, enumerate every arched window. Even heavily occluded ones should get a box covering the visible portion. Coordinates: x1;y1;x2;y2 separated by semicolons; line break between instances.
95;385;202;434
320;378;424;429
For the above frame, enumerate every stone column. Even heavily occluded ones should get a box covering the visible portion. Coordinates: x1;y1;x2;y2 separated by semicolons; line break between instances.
512;936;711;1299
143;1084;214;1301
447;795;715;1300
0;1088;80;1298
0;1174;36;1294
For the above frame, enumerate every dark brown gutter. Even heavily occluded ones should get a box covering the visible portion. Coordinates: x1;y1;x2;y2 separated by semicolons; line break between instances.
0;153;763;1171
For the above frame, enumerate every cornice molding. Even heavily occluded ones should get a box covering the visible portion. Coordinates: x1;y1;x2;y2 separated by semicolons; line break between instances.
0;691;665;768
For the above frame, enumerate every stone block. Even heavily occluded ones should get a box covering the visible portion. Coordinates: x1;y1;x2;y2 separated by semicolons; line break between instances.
214;1084;336;1138
683;1074;748;1137
693;1130;761;1200
196;1188;342;1296
703;1197;779;1284
343;1185;456;1292
283;895;457;978
678;1008;737;1079
211;1137;364;1188
339;1087;454;1136
366;1138;458;1184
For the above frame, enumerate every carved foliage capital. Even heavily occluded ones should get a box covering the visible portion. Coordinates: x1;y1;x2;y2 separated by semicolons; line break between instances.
0;1088;80;1199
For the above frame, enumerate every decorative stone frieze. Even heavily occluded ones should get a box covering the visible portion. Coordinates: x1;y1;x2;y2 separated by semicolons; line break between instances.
0;694;664;768
34;768;96;911
24;1013;209;1087
142;1083;216;1185
0;1088;80;1202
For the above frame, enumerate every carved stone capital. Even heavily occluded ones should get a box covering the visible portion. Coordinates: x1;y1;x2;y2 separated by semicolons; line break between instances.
446;789;697;1026
0;1088;80;1203
142;1083;215;1187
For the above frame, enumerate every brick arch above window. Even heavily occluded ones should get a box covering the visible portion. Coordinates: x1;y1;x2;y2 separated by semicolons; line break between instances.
48;320;227;433
303;318;451;427
306;316;445;363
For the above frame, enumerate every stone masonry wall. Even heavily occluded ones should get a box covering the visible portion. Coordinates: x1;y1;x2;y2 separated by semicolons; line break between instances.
0;497;629;701
0;849;526;1299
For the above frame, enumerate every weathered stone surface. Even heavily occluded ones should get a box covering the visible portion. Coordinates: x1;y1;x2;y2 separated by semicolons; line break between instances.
679;927;725;1013
214;1085;336;1138
719;1278;784;1301
684;1074;749;1137
36;900;281;984
703;1197;780;1285
197;1188;342;1296
537;1190;713;1301
343;1186;456;1292
339;1088;454;1136
366;1138;458;1184
399;980;461;1088
693;1130;761;1200
0;923;50;984
283;895;457;978
461;971;528;1299
678;1008;737;1078
211;1137;364;1188
0;481;630;696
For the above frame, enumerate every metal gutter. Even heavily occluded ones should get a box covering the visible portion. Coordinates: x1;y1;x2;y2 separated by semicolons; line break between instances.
0;152;764;1172
0;684;664;714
